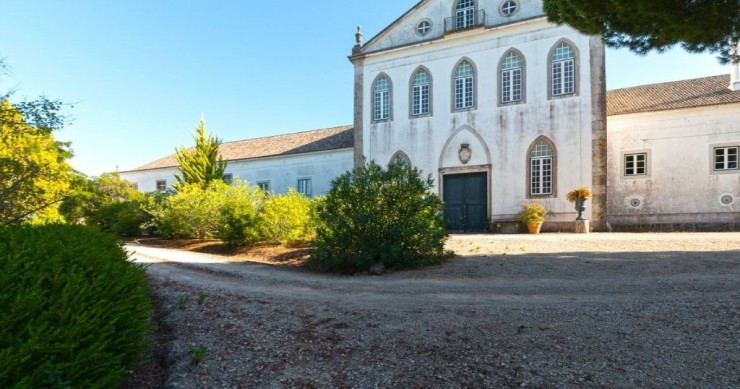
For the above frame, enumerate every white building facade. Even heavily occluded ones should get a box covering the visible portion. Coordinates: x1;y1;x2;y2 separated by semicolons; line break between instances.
606;75;740;230
349;0;606;232
119;126;354;198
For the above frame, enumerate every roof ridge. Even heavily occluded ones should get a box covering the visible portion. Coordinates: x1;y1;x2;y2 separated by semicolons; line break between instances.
607;74;729;93
220;124;353;145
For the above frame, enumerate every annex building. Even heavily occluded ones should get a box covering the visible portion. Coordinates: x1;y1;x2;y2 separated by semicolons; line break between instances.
121;0;739;232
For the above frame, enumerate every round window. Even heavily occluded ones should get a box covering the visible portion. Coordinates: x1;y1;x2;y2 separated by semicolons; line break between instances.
720;194;734;205
501;0;518;16
417;20;432;36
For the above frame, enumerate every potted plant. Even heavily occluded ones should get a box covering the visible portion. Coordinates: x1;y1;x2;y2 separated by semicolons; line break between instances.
566;187;592;220
516;201;548;234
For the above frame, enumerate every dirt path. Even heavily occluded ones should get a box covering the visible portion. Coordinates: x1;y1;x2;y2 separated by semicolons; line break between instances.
125;233;740;388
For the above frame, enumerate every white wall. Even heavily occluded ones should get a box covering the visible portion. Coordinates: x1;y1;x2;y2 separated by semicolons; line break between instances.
607;104;740;227
120;148;354;196
360;12;597;223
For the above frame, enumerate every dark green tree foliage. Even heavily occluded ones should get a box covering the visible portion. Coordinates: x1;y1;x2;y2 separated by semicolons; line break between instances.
174;120;227;190
310;161;451;274
60;172;148;236
543;0;740;64
0;224;152;388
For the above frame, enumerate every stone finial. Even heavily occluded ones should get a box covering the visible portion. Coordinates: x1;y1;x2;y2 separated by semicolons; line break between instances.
355;25;363;46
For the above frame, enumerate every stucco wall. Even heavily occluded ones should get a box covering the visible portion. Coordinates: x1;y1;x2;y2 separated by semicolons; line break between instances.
364;0;546;53
120;149;354;196
358;14;598;224
607;104;740;229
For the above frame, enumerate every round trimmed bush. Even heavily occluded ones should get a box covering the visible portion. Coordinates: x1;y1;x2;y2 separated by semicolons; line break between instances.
310;161;451;273
0;224;152;388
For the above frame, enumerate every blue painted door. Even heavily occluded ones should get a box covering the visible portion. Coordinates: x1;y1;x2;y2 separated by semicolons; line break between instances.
443;173;487;232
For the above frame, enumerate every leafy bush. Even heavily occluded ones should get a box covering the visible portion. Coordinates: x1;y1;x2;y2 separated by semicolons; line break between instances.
156;183;222;239
310;161;450;273
87;200;149;236
260;189;315;244
217;181;264;246
0;224;152;388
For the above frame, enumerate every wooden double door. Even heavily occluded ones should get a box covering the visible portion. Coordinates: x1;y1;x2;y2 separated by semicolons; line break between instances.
443;173;488;232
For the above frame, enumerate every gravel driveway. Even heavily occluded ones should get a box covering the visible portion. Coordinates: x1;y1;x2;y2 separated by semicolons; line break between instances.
125;233;740;388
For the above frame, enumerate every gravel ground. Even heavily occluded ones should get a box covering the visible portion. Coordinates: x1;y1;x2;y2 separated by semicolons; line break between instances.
124;233;740;388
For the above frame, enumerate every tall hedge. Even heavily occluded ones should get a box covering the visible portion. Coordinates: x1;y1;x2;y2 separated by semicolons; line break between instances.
0;225;152;388
310;161;450;273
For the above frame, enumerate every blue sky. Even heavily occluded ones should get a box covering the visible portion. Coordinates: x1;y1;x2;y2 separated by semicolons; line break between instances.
1;1;732;176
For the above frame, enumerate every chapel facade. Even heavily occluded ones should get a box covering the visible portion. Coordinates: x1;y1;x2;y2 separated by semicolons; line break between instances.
349;0;607;232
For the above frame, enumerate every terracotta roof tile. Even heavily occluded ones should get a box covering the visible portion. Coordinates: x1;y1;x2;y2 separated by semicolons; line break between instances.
128;125;353;172
607;74;740;116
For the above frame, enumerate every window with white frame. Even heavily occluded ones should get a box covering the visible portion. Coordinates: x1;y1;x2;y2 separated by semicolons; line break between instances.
373;75;391;121
455;0;476;29
454;61;475;110
551;42;575;96
417;20;431;36
714;146;739;171
530;140;553;196
297;178;312;197
411;69;430;116
501;51;523;104
156;180;167;193
624;153;647;176
222;173;233;184
501;0;518;16
257;181;270;192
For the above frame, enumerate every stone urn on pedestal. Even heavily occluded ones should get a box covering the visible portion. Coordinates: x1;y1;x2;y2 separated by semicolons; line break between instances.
566;187;592;233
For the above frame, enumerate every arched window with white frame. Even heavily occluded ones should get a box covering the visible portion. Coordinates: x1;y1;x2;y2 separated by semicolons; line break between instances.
550;42;576;96
455;0;476;29
453;60;475;110
528;138;557;196
500;50;524;104
411;68;431;116
372;74;392;121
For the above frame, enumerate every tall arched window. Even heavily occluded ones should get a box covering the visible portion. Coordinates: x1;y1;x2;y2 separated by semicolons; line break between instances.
411;69;431;116
550;42;576;96
529;138;556;196
372;74;392;121
454;60;475;110
500;50;524;104
455;0;476;29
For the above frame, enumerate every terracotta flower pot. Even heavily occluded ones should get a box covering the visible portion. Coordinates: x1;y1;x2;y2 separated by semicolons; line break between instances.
527;222;543;234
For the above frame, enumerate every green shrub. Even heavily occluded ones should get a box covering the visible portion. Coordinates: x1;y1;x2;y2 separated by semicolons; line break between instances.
310;161;451;273
217;180;263;246
260;189;315;244
156;183;222;239
0;224;152;388
86;200;149;236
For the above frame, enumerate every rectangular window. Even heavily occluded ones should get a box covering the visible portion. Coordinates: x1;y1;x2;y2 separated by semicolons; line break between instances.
412;84;429;116
297;178;312;197
455;77;474;110
222;173;233;185
624;153;647;176
156;180;167;193
530;158;552;195
501;68;522;103
374;90;389;120
257;181;270;192
714;147;739;171
552;59;574;96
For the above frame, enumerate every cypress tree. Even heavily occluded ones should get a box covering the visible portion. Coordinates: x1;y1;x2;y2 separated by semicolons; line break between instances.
173;120;227;190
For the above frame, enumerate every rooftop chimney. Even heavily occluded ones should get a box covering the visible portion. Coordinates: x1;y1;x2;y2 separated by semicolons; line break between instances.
731;41;740;91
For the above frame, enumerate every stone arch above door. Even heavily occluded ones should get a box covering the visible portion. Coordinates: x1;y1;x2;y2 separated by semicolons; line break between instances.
438;125;492;169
